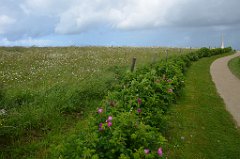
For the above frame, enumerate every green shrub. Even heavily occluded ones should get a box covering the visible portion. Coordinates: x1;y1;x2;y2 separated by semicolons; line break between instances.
52;109;166;158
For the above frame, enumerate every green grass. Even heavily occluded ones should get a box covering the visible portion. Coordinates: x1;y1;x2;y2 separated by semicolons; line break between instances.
0;46;192;158
228;56;240;79
167;53;240;158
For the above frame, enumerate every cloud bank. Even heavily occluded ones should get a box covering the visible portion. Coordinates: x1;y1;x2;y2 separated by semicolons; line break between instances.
0;0;240;47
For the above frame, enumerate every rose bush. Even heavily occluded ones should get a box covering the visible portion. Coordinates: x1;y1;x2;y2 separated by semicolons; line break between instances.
51;47;233;158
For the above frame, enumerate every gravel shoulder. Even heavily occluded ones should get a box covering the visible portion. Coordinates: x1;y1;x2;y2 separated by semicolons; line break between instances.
210;52;240;127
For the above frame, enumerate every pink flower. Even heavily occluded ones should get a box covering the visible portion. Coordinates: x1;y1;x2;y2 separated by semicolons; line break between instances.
168;88;173;93
107;116;113;121
107;121;112;127
144;149;150;154
157;147;163;157
137;108;142;113
98;108;103;114
99;123;104;131
137;98;142;105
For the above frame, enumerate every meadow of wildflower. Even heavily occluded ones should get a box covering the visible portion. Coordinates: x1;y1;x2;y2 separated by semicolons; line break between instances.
0;46;192;158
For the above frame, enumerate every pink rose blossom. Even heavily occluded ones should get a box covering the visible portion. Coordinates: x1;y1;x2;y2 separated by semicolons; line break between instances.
168;88;173;93
137;108;142;113
107;121;112;127
157;147;163;157
137;98;142;105
98;108;103;114
107;116;113;121
144;149;150;154
99;123;104;131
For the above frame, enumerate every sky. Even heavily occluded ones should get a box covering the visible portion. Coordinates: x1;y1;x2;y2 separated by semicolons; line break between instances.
0;0;240;49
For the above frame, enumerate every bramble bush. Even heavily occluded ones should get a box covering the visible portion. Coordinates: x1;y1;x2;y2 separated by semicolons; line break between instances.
51;47;234;158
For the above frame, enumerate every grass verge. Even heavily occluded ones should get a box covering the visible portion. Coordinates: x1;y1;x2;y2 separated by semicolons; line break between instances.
228;55;240;79
168;53;240;158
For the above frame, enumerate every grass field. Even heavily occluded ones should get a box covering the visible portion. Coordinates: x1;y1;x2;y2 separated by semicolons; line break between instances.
228;55;240;79
167;53;240;158
0;46;192;158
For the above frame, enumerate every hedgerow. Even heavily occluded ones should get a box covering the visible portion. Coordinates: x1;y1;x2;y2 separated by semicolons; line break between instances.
52;47;233;158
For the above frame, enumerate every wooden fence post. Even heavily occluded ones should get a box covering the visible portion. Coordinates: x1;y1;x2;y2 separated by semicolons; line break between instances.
131;57;137;72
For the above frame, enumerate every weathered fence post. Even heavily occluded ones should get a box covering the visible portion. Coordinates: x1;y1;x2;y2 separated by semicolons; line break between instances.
131;57;137;72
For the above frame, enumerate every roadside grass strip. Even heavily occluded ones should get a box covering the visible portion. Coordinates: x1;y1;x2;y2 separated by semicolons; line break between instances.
228;55;240;79
168;53;240;159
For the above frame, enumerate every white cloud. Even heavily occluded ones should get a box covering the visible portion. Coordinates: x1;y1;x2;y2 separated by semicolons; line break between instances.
0;15;15;34
0;37;54;46
55;3;107;34
113;0;174;30
22;0;75;15
167;0;240;27
54;0;176;34
52;0;240;34
1;0;240;39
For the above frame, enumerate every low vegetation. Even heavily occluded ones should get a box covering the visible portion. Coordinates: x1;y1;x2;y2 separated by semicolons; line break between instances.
0;46;190;158
228;56;240;79
0;46;236;158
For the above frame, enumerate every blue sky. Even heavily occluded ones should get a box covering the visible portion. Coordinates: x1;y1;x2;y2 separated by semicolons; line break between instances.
0;0;240;49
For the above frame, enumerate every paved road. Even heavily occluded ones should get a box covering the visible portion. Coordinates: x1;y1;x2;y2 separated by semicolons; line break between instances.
210;52;240;127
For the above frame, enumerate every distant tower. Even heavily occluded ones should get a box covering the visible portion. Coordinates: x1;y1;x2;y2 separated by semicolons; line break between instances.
221;34;225;49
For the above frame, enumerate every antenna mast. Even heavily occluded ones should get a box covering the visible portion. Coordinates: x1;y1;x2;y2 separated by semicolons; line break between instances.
221;34;225;49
